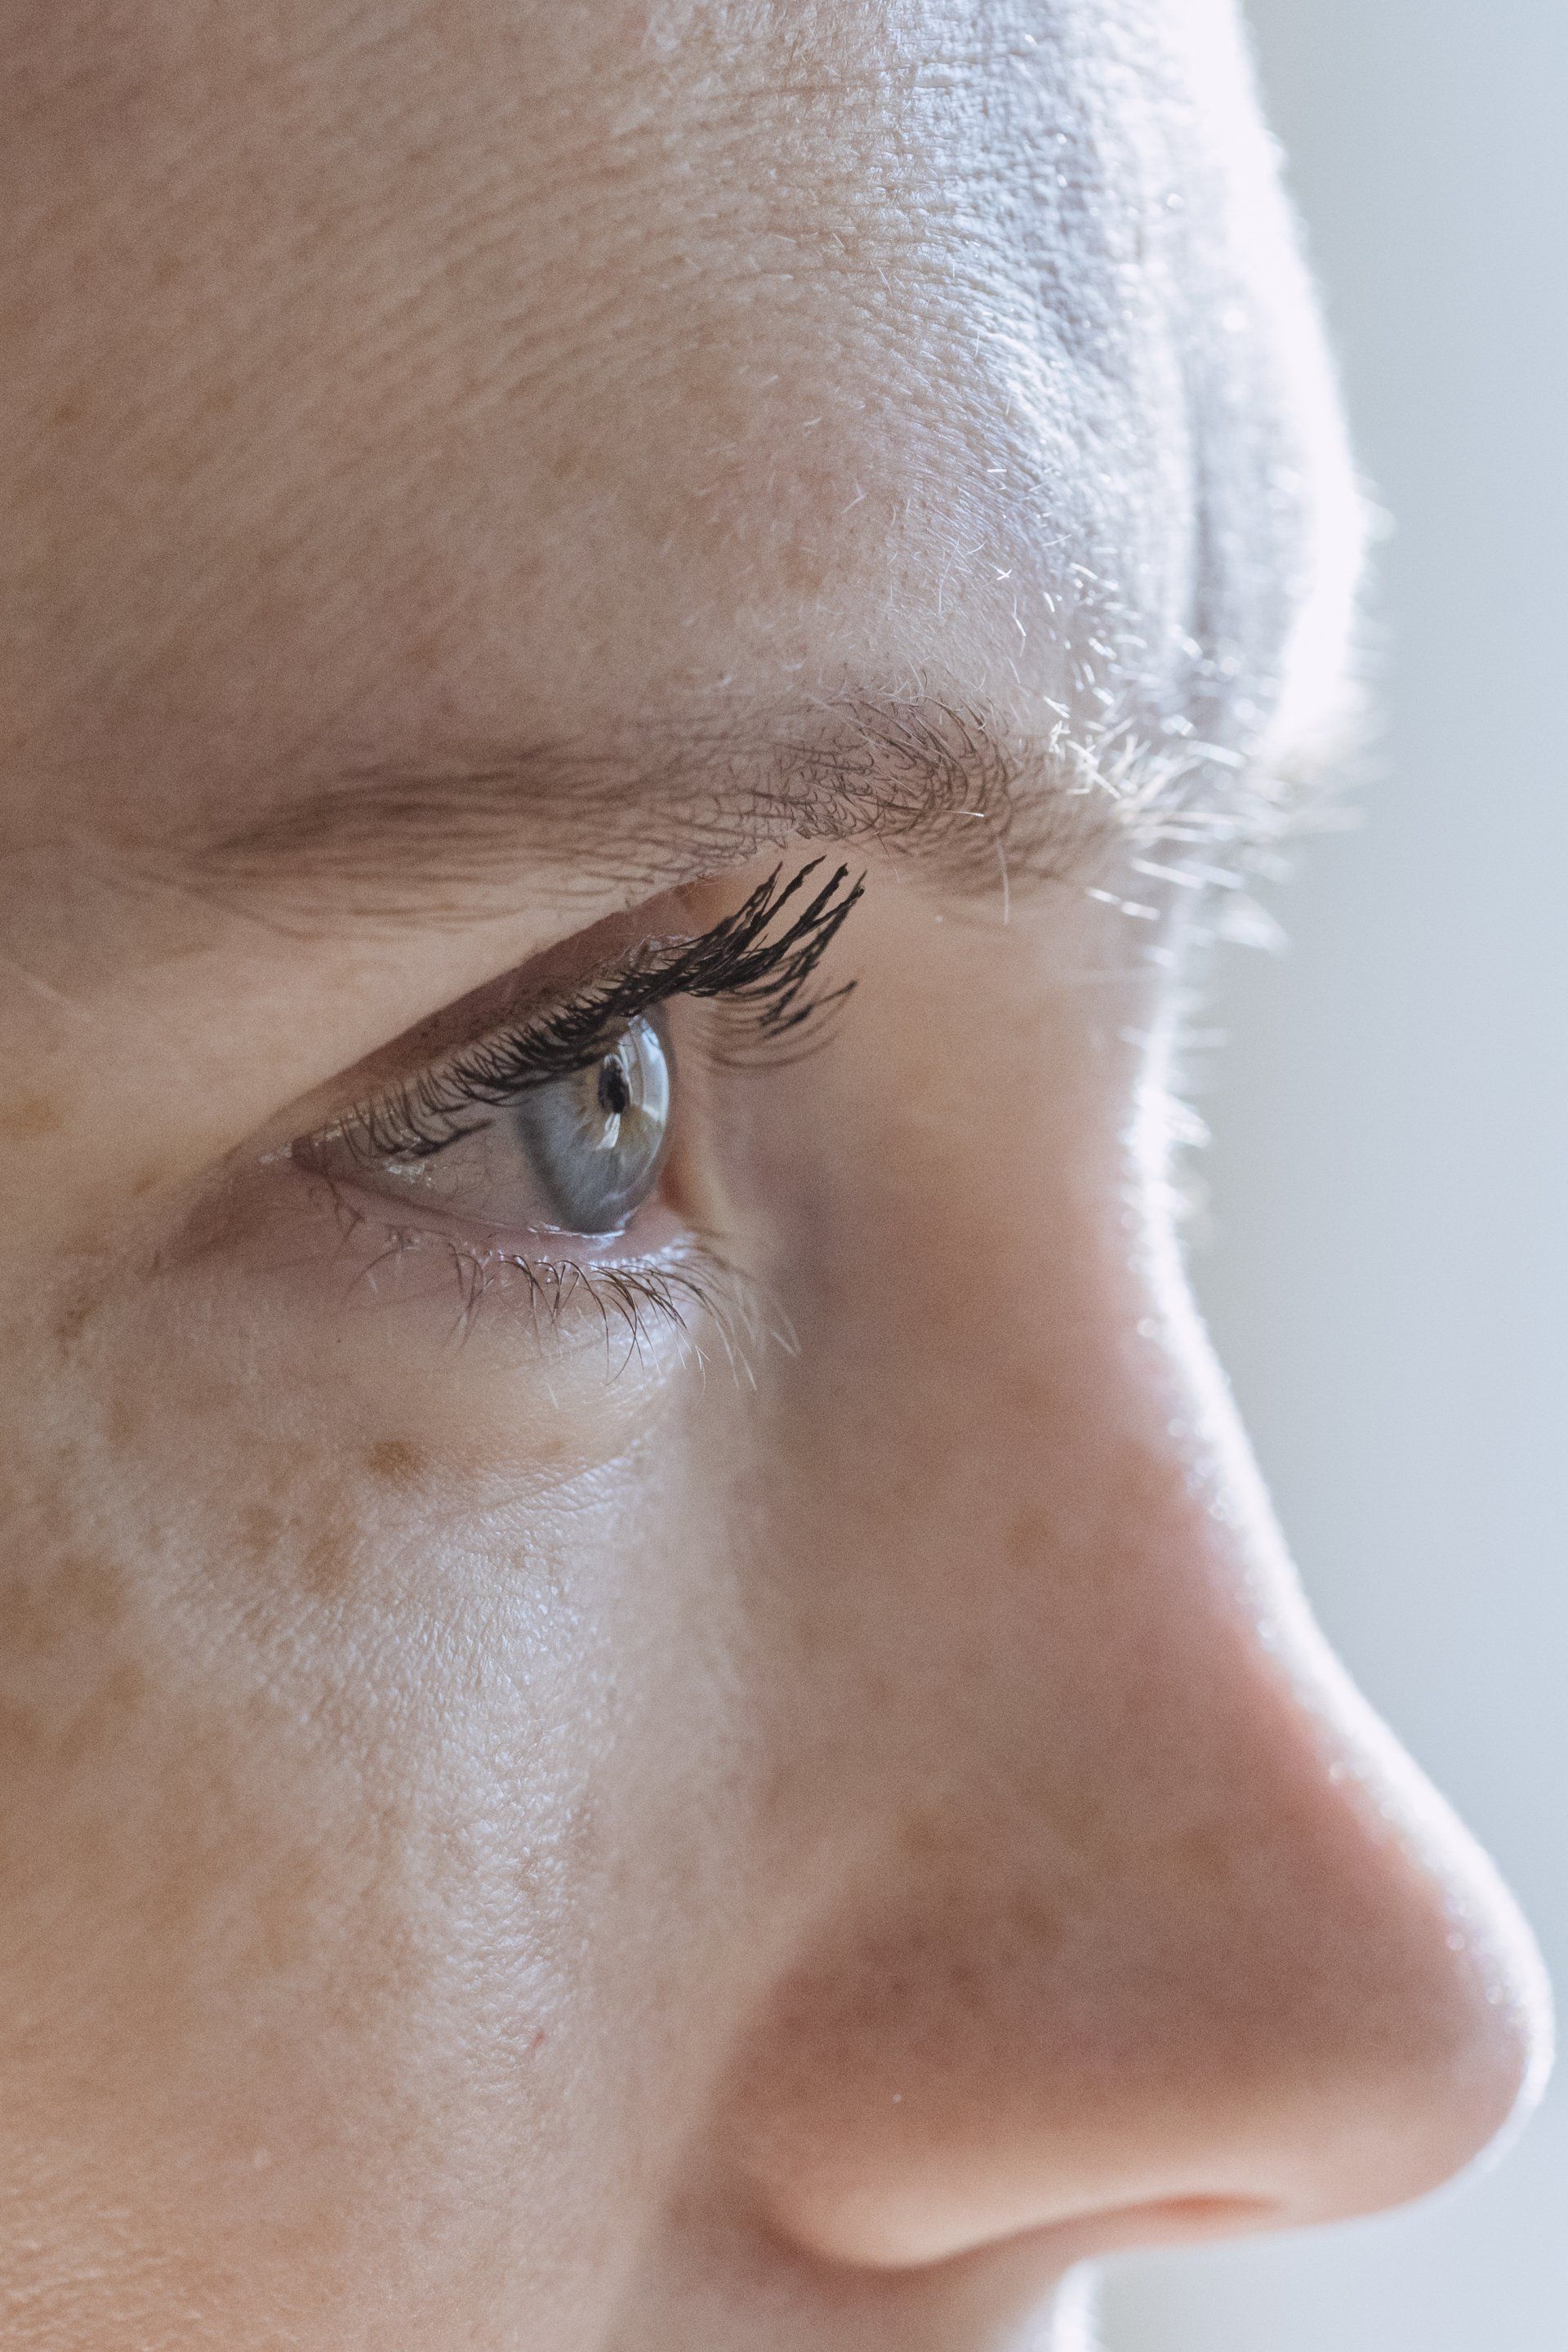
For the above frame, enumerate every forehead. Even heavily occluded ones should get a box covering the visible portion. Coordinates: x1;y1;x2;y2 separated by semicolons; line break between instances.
0;0;1352;839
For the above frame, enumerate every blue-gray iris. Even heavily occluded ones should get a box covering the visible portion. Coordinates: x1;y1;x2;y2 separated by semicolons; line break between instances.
510;1014;672;1236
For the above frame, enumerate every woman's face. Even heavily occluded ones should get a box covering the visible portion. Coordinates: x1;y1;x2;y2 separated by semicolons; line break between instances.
0;3;1549;2346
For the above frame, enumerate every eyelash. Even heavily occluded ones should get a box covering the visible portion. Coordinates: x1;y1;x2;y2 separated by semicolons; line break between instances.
314;859;863;1354
351;858;864;1162
349;1223;780;1378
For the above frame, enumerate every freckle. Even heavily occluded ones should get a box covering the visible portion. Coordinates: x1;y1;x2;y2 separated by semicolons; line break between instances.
0;1550;126;1654
0;1096;62;1143
52;1291;96;1353
364;1437;425;1487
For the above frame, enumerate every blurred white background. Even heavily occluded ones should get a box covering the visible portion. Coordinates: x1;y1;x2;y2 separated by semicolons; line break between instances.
1100;0;1568;2345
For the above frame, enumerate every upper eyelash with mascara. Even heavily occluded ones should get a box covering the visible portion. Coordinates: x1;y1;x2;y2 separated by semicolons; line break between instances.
360;858;865;1161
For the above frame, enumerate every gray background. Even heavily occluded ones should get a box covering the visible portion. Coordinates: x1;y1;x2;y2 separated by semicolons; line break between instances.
1101;0;1568;2344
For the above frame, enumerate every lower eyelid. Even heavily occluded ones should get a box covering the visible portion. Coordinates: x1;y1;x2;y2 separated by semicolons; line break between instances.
296;1159;693;1267
277;1148;750;1336
324;1205;760;1364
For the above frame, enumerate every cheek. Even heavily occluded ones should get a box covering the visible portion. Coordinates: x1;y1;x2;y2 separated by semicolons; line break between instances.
0;1283;713;2320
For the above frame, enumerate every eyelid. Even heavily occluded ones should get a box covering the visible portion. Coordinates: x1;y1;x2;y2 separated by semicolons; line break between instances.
443;858;864;1088
272;858;863;1172
279;929;667;1173
235;884;706;1175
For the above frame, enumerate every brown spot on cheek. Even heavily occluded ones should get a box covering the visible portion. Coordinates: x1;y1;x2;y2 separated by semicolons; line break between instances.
363;1437;425;1488
220;1443;425;1602
0;1549;127;1657
0;1095;62;1143
234;1463;385;1597
52;1289;96;1354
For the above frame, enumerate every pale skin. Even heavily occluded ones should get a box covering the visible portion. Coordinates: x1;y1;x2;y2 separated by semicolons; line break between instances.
0;3;1552;2348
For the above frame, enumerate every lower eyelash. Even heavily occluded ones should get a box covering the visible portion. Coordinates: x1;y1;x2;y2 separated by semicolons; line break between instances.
338;1200;787;1383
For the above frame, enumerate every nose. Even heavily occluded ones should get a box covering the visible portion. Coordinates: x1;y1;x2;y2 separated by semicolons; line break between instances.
724;1260;1552;2274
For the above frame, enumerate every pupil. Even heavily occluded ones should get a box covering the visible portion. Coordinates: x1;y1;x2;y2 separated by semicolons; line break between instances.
598;1055;632;1120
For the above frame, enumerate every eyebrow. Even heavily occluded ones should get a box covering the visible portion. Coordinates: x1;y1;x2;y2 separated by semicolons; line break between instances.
169;689;1278;933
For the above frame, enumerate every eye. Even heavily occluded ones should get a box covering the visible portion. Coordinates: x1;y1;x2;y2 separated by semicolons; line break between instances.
288;862;863;1267
307;1013;675;1242
510;1015;673;1235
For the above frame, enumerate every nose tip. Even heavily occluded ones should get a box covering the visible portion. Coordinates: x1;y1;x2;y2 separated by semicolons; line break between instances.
1267;1712;1554;2225
725;1663;1552;2276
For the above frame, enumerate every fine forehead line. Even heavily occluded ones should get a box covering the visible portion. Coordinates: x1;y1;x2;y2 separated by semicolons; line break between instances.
172;689;1277;929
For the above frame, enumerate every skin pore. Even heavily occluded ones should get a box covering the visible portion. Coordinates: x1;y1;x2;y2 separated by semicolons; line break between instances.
0;3;1551;2349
